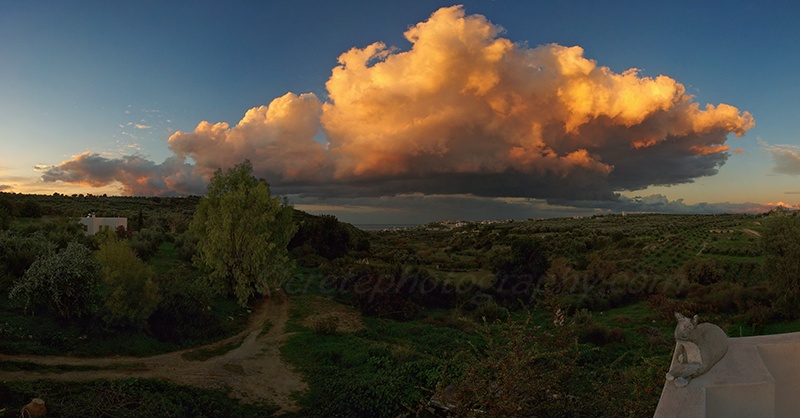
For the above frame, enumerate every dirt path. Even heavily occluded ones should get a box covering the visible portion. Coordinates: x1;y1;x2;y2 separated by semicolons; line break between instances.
0;295;307;414
742;228;762;238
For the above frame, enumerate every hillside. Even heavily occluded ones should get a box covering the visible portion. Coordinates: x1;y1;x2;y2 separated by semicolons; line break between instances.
1;192;798;416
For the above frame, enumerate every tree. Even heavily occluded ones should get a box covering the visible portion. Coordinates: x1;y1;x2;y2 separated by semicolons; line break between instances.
190;160;297;306
491;236;549;303
0;196;13;230
18;200;43;218
762;215;800;318
95;238;160;329
289;214;351;260
9;241;100;318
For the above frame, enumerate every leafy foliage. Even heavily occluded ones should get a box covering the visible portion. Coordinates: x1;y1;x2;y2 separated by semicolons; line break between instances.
490;236;549;303
762;215;800;318
0;378;278;417
191;160;296;306
128;227;165;260
0;197;13;230
148;266;224;344
450;305;586;417
9;242;99;318
289;214;352;261
95;238;160;329
0;232;53;286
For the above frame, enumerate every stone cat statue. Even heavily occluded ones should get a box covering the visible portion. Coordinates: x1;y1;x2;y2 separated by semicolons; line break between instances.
666;312;728;388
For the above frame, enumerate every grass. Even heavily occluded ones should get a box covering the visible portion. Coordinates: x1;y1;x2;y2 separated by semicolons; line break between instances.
0;361;101;374
281;292;476;417
433;269;493;287
149;241;182;274
0;290;250;358
0;378;279;417
0;361;149;374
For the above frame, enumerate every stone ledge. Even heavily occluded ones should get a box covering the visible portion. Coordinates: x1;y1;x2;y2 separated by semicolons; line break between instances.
655;332;800;418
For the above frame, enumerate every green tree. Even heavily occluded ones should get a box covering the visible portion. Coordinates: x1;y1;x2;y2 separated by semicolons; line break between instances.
190;160;296;306
18;200;43;218
9;241;100;318
95;238;161;329
0;197;13;230
289;214;351;260
491;236;549;303
762;215;800;318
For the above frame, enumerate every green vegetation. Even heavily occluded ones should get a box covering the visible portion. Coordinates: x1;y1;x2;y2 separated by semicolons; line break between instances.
95;236;161;330
0;379;279;417
3;187;800;416
9;241;99;319
191;160;297;306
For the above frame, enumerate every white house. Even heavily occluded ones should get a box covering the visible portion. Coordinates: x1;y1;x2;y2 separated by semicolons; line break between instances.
79;214;127;235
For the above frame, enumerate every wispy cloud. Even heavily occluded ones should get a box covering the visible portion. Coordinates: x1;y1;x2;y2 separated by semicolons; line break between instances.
760;140;800;175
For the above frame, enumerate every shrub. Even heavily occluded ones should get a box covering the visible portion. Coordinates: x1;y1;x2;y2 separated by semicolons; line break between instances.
745;301;772;332
682;258;724;285
9;241;100;318
762;216;800;319
451;302;588;417
129;228;164;261
95;239;160;330
149;266;222;344
309;313;340;335
472;299;509;322
18;200;42;218
0;232;52;280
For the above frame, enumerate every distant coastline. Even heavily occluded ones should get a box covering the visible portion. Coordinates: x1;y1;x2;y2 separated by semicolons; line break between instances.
354;224;420;231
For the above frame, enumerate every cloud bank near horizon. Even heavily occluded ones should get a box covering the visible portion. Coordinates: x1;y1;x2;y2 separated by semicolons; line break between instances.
40;6;754;208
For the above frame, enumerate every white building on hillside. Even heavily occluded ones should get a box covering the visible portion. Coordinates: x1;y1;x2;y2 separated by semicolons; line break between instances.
79;214;127;235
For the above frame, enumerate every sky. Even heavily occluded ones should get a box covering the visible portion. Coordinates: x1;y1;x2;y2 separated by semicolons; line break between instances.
2;1;800;224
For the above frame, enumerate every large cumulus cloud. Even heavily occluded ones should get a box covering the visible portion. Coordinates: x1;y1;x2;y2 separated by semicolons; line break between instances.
42;5;753;203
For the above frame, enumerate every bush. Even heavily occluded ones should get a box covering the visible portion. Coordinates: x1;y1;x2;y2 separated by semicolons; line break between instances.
682;258;724;285
579;322;626;346
95;239;160;330
309;313;340;335
149;266;223;344
490;236;548;302
472;299;509;322
451;301;588;417
0;378;279;417
762;216;800;319
129;228;164;261
0;198;12;230
9;241;100;318
18;200;42;218
0;232;53;280
173;230;198;262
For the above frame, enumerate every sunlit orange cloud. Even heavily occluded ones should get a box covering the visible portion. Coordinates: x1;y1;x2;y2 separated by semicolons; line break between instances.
321;5;753;189
41;5;754;202
689;145;730;156
168;92;327;182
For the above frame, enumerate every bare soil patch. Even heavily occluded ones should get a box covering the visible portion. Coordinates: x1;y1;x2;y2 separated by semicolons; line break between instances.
0;295;307;415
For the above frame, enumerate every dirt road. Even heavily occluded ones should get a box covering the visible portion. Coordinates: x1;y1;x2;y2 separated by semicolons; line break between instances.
0;295;307;414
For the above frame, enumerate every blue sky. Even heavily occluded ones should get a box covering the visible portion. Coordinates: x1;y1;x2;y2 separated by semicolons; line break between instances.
2;1;799;223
